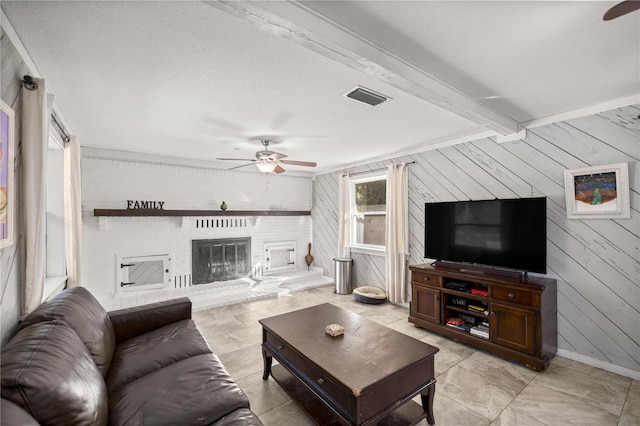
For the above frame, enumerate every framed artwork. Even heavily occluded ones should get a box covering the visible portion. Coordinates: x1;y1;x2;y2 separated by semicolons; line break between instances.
1;100;15;248
564;162;630;219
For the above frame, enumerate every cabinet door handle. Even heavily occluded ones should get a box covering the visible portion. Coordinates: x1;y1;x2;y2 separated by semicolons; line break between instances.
317;378;325;385
277;345;283;351
490;311;496;316
434;295;439;301
424;277;429;282
508;292;516;300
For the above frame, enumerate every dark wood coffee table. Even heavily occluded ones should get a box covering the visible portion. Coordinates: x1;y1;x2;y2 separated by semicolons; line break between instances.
260;303;439;425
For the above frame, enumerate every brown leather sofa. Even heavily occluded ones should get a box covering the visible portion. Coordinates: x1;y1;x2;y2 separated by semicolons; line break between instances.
1;287;263;425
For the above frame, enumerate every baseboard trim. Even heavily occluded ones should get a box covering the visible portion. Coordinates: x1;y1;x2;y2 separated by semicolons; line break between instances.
556;349;640;380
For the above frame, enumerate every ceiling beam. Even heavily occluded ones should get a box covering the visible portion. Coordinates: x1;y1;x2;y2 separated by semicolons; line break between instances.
206;0;519;135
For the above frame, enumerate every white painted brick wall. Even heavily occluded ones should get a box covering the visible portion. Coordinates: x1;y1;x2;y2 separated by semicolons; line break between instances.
82;157;313;297
82;157;312;213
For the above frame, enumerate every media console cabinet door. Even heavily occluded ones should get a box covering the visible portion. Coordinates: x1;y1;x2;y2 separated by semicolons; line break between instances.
412;285;441;324
491;303;536;355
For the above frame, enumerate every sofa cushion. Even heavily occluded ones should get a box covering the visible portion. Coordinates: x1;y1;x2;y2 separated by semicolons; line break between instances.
108;353;250;426
1;399;39;426
106;319;212;391
1;320;108;426
19;286;116;377
212;408;263;425
109;297;192;344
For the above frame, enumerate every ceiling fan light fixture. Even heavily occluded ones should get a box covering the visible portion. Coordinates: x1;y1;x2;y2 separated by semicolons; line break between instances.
256;160;277;173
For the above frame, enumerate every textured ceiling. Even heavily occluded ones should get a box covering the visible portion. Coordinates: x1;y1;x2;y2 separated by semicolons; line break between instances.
2;1;638;174
300;1;639;122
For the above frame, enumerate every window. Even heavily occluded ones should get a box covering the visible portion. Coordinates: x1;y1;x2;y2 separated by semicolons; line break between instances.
350;172;387;251
43;130;66;301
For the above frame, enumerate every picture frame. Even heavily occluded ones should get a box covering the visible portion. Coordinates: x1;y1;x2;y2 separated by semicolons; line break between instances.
563;162;630;220
1;100;15;248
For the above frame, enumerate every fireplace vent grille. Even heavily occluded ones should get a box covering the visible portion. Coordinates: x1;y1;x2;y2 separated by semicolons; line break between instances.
196;218;249;229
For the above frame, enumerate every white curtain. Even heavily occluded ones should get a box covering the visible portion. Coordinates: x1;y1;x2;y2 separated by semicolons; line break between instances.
64;135;82;288
337;173;351;258
22;78;52;315
385;163;409;303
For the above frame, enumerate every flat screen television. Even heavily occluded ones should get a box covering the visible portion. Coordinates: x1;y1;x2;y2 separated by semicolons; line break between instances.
425;197;547;274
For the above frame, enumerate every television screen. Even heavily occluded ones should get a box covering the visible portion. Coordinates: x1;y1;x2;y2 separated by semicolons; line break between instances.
425;197;547;273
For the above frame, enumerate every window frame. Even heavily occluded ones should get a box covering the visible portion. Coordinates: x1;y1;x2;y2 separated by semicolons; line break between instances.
349;170;387;256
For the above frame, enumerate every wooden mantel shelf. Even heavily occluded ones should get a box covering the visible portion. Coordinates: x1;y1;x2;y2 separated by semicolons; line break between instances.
93;209;311;217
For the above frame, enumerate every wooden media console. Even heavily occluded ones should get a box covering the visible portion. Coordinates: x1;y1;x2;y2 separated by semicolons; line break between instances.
409;263;557;371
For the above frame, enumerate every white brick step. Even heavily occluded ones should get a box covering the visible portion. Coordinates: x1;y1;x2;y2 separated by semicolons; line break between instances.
99;267;333;312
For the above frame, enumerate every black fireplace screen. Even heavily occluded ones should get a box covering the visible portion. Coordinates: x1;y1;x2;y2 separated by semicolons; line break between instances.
192;238;251;284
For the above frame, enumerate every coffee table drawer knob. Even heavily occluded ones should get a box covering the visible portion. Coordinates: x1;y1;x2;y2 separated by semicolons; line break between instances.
317;378;325;385
277;345;284;351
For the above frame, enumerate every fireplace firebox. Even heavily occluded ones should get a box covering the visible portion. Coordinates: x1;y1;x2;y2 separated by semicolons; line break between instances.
192;238;251;284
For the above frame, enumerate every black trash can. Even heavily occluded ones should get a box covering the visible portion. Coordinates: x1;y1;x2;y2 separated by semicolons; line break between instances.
333;257;353;294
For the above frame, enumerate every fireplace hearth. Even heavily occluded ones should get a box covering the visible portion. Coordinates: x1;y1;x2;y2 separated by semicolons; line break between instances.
192;238;251;284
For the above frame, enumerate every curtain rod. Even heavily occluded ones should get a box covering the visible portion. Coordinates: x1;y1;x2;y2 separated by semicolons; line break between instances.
21;75;71;143
342;161;415;177
51;114;71;143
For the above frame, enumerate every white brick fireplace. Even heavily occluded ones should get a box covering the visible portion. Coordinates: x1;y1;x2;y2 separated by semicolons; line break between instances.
81;153;313;300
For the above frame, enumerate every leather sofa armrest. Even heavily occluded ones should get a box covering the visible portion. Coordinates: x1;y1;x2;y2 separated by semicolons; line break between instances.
108;297;192;343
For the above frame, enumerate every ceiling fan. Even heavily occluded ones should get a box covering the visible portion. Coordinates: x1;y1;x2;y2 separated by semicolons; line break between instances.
217;139;317;174
603;0;640;20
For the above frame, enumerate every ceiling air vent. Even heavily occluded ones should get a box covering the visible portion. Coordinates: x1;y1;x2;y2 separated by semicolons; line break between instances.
344;86;390;107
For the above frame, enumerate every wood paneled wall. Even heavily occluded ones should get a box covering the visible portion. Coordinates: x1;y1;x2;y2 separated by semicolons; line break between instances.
312;105;640;373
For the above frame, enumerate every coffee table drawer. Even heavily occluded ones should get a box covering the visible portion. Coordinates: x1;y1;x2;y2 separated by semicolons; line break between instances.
265;331;353;420
265;332;293;358
295;354;354;419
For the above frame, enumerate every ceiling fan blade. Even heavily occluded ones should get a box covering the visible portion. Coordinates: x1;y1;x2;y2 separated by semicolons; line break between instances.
280;159;317;167
274;165;286;174
217;158;256;162
604;0;640;20
227;163;255;171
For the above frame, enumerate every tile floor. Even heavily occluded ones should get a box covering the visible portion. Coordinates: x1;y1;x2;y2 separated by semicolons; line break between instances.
192;285;640;426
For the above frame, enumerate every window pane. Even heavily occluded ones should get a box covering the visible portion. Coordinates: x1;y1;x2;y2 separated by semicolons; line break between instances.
355;213;385;246
355;180;386;213
46;138;66;277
